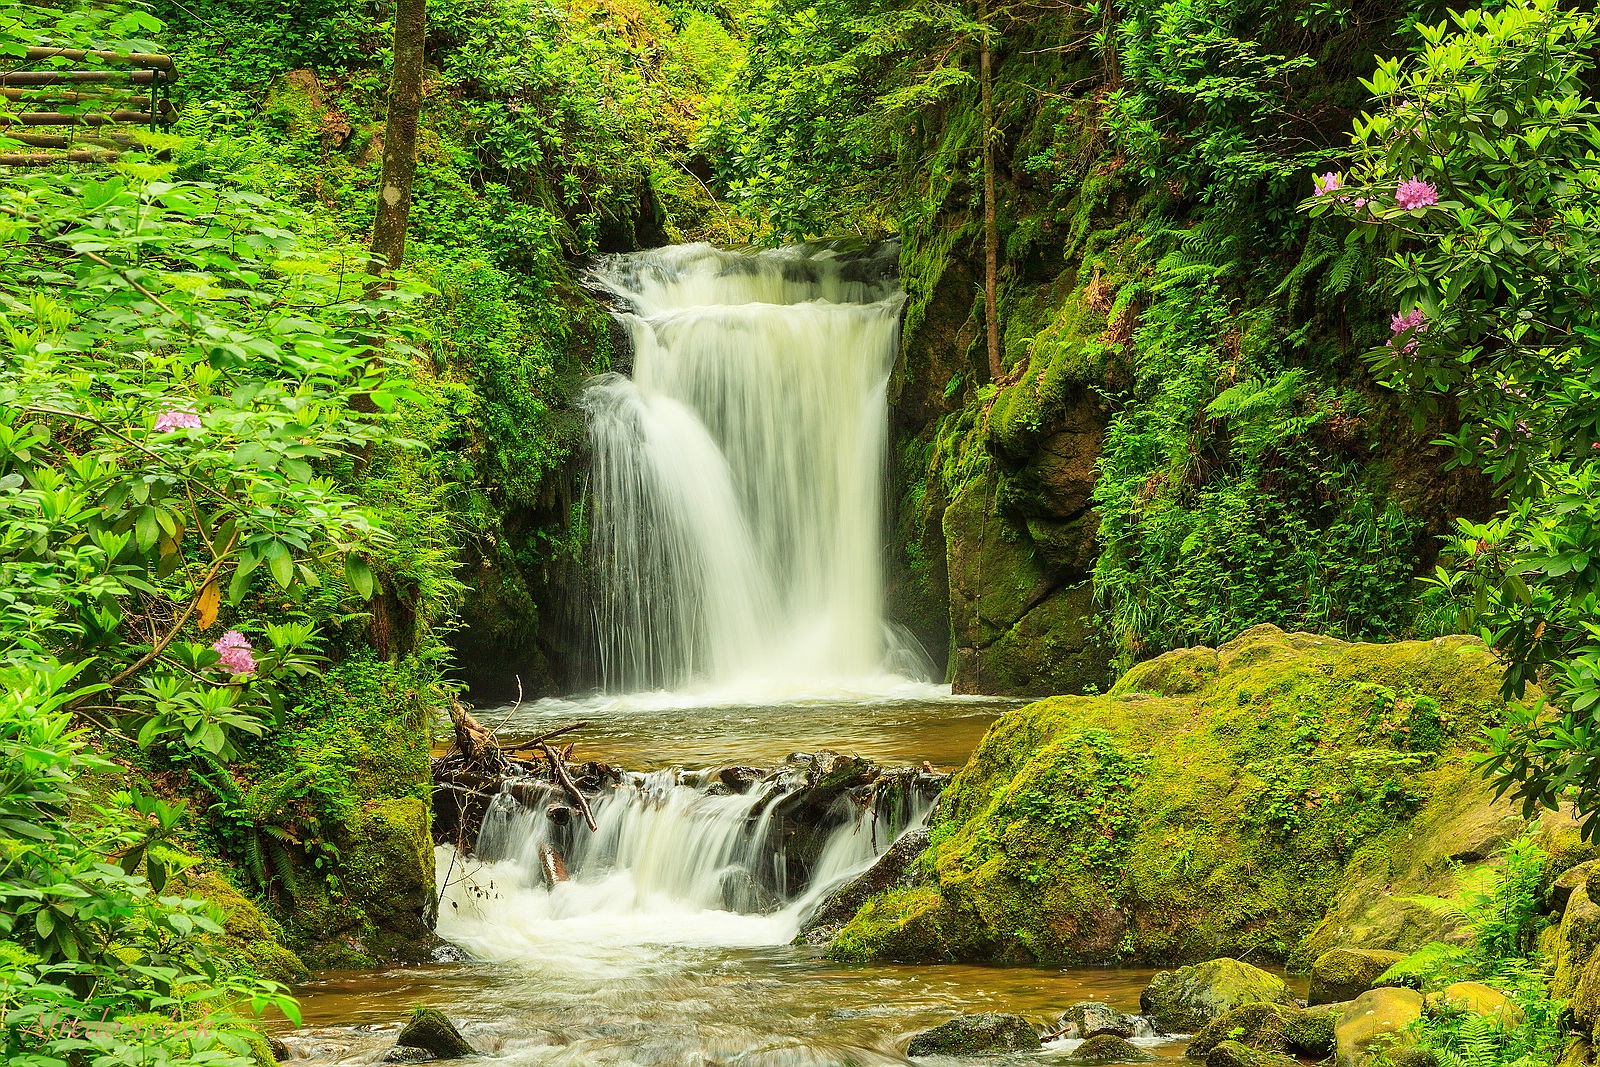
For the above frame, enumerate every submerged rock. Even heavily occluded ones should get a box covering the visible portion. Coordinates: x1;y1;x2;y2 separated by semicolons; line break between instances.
905;1012;1041;1057
1140;959;1291;1034
1309;948;1405;1005
1055;1002;1141;1039
382;1048;437;1064
1068;1034;1154;1063
395;1008;475;1059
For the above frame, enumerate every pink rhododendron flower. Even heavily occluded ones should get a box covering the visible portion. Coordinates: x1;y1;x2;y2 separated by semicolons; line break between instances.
1389;308;1428;355
213;630;257;676
1395;178;1438;210
154;405;202;432
1313;172;1342;197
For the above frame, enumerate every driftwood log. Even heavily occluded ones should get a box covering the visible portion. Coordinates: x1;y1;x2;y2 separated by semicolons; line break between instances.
542;743;599;831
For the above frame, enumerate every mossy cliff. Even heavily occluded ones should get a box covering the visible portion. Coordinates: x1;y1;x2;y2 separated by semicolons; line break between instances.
830;625;1529;965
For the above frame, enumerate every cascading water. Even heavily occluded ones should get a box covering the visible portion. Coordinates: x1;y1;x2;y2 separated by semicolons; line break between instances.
582;242;932;696
436;766;938;964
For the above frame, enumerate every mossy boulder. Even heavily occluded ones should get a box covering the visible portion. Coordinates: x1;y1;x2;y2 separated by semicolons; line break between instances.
1335;987;1423;1067
905;1012;1040;1057
185;872;307;982
1551;861;1599;914
1186;1002;1340;1060
829;628;1526;966
1141;959;1291;1034
395;1007;474;1059
1309;948;1405;1005
1069;1035;1154;1063
1204;1041;1300;1067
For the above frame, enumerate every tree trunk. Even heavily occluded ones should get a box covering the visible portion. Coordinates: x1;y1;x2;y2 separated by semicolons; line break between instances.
979;2;1001;383
369;0;427;275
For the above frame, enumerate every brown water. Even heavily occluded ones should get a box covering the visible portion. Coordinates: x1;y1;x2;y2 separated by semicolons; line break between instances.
473;693;1018;772
282;695;1302;1066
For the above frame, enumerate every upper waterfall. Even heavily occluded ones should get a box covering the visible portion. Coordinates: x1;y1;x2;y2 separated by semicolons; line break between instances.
582;242;932;697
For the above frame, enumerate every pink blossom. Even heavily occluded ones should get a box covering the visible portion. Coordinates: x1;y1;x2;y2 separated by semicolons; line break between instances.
212;630;257;677
1389;308;1428;355
1395;178;1438;210
154;405;202;432
1313;172;1342;197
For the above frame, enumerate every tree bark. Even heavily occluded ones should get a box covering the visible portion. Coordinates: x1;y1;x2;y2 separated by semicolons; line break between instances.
979;2;1001;383
369;0;427;275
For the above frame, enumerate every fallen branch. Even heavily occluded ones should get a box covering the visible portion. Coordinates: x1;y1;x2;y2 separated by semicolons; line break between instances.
541;743;598;832
448;696;506;772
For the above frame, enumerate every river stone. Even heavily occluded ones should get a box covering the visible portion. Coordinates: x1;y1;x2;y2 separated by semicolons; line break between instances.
1335;987;1424;1067
906;1012;1041;1057
382;1049;437;1064
1204;1040;1300;1067
395;1008;475;1059
1309;948;1406;1005
1056;1001;1140;1039
1140;958;1292;1034
1425;982;1524;1024
1068;1035;1155;1063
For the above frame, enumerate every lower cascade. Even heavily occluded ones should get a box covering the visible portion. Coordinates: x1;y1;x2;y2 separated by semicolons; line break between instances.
436;754;941;962
581;242;932;697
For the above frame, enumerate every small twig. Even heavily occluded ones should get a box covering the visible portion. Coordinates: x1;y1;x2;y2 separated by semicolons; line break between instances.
502;720;588;752
489;675;524;732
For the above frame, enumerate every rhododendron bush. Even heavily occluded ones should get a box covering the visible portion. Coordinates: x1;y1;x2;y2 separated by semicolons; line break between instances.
1305;0;1600;831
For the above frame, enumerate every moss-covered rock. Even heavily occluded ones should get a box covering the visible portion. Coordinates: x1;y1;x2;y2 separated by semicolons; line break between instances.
1204;1040;1300;1067
395;1007;475;1059
184;872;307;982
1309;948;1405;1005
1069;1035;1154;1063
1141;959;1290;1034
830;627;1522;966
905;1012;1040;1057
1186;1001;1341;1060
1335;987;1423;1067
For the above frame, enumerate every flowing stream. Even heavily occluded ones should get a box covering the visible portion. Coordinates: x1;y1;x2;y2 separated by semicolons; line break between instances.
271;244;1224;1065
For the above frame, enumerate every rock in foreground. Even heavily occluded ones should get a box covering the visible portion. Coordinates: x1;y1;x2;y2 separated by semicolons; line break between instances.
1334;987;1423;1067
906;1013;1040;1057
1140;958;1291;1034
395;1008;475;1059
1068;1035;1154;1063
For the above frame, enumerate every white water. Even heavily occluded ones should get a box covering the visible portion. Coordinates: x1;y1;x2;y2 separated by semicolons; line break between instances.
583;243;935;696
436;768;935;968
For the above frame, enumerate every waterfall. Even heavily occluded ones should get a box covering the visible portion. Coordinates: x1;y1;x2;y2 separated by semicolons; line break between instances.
436;768;936;963
582;242;930;696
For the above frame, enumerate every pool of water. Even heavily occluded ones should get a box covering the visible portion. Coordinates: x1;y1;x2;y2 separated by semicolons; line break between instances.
280;693;1305;1066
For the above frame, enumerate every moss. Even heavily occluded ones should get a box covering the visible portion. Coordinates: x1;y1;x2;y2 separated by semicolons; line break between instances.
184;872;307;983
831;627;1530;966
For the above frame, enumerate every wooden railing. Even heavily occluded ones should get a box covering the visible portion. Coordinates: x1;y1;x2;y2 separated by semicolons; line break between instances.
0;47;177;166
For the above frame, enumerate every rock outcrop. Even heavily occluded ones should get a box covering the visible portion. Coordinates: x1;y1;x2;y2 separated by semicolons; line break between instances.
827;627;1525;965
1309;948;1405;1005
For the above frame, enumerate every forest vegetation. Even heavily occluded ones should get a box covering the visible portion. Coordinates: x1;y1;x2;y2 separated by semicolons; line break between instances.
0;0;1597;1064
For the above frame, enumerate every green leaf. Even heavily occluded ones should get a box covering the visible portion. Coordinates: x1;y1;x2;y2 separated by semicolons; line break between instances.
345;553;375;599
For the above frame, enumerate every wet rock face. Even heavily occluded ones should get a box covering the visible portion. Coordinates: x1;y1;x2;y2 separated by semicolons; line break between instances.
799;828;931;944
905;1012;1041;1057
